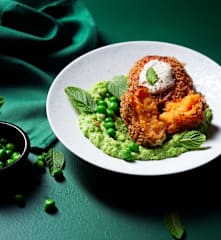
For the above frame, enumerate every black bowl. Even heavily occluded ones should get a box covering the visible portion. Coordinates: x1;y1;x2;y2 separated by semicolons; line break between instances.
0;121;30;178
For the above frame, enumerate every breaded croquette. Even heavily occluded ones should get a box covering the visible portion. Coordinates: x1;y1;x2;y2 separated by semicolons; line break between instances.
120;56;206;147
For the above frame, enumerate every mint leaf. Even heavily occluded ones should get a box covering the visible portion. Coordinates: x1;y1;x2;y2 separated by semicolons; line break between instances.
164;211;185;239
0;96;4;106
198;107;213;134
45;148;65;177
179;130;206;149
65;86;96;113
107;75;128;100
146;67;158;85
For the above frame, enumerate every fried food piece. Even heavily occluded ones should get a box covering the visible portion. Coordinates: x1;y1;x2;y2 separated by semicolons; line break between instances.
128;56;194;109
159;93;205;134
121;56;206;147
120;86;166;146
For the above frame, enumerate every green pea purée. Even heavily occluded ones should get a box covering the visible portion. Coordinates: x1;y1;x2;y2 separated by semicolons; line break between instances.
79;112;189;161
65;76;211;161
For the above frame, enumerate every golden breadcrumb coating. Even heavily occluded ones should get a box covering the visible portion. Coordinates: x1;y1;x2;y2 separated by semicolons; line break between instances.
128;55;194;109
120;87;166;146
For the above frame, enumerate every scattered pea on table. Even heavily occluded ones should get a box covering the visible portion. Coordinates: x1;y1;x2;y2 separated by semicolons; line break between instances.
44;198;56;213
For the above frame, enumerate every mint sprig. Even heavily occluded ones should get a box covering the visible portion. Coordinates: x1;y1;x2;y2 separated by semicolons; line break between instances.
198;107;213;134
44;148;65;177
164;211;185;239
146;67;158;85
107;75;128;100
65;86;97;113
0;96;4;106
179;130;206;149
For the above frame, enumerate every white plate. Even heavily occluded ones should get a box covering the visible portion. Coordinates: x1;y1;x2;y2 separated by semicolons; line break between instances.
46;41;221;175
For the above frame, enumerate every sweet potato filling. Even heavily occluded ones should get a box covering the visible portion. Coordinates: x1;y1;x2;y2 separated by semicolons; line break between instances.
159;93;205;134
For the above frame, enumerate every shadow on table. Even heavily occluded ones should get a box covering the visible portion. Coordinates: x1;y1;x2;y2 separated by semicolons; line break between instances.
0;159;43;208
73;154;221;218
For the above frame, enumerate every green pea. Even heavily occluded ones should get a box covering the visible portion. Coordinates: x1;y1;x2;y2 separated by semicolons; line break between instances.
6;149;13;158
106;128;116;137
105;92;111;98
108;101;119;112
14;193;25;203
44;198;56;212
14;193;25;206
35;159;45;169
106;108;115;117
11;152;21;161
121;148;134;161
37;154;46;162
0;148;7;161
14;193;24;201
109;96;118;102
5;158;16;166
96;105;106;114
5;143;15;151
97;100;107;107
104;121;115;129
0;138;7;145
104;117;114;123
0;144;5;150
129;142;139;153
0;161;4;168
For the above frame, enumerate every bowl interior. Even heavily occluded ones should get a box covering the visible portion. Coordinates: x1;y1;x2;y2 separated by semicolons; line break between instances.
0;121;30;171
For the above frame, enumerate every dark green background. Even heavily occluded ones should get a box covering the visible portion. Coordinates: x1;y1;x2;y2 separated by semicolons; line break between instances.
85;0;221;65
1;0;221;239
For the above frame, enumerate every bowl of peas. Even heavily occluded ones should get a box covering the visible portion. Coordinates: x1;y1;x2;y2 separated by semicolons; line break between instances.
0;121;30;176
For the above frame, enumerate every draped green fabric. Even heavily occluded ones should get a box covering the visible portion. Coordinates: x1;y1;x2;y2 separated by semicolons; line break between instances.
0;0;98;148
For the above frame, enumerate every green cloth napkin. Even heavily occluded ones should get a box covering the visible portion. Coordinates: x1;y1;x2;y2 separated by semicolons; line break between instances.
0;0;97;149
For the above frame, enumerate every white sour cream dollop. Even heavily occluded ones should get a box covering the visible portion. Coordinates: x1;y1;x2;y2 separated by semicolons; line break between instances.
139;60;175;94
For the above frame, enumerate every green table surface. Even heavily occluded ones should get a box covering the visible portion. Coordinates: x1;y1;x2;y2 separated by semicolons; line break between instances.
1;0;221;239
